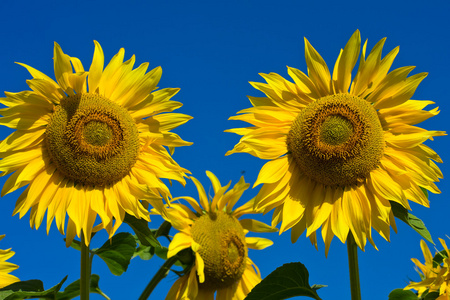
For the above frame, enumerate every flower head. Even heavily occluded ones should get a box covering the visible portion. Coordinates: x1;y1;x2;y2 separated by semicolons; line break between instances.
0;42;192;245
405;239;450;299
226;30;444;253
162;171;275;299
0;235;19;289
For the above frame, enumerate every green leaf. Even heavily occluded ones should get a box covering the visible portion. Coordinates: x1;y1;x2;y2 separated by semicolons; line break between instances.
55;274;110;300
244;262;322;300
124;213;161;248
0;276;67;300
93;232;136;276
388;289;419;300
390;201;434;244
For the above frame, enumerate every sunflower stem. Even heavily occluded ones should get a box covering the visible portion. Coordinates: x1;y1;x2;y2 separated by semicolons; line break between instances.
347;232;361;300
80;232;91;300
138;256;179;300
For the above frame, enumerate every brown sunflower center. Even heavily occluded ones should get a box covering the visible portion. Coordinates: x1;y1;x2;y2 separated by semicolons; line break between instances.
45;93;140;186
287;93;385;187
191;211;247;290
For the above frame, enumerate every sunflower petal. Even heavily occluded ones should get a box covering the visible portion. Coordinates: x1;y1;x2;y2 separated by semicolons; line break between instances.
304;37;331;95
332;30;361;93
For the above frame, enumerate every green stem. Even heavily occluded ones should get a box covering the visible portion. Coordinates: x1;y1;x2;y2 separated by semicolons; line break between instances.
80;232;91;300
347;232;361;300
138;256;179;300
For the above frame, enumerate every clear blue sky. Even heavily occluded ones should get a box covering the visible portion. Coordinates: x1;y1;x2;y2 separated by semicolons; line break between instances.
0;0;449;299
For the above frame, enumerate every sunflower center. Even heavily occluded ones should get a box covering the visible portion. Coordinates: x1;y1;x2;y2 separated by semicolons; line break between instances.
83;121;113;146
320;115;353;145
191;211;247;290
287;93;384;187
45;93;140;186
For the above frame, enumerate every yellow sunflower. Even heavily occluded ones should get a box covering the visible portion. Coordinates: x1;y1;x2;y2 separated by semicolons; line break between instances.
162;171;274;300
405;239;450;300
226;30;444;253
0;235;19;289
0;42;192;246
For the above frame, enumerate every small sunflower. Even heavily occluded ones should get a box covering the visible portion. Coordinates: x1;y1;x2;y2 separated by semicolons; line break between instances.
0;235;19;289
405;239;450;299
162;171;274;300
226;30;444;253
0;42;192;245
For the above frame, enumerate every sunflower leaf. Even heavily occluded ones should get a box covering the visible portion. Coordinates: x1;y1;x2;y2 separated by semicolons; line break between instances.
388;289;419;300
124;213;161;248
93;232;136;276
0;276;67;300
244;262;323;300
55;274;110;300
390;201;434;244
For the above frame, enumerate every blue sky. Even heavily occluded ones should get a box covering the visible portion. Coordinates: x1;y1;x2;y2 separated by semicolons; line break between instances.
0;0;449;299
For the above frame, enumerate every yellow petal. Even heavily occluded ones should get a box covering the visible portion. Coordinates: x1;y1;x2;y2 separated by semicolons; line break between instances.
189;176;209;211
168;232;192;258
329;188;348;243
287;66;320;102
129;88;181;119
16;63;60;90
195;251;205;283
280;197;305;233
239;219;277;233
88;41;104;93
245;237;273;250
254;156;289;187
306;185;334;236
368;168;409;210
332;30;361;93
304;37;331;96
351;37;385;97
53;42;74;95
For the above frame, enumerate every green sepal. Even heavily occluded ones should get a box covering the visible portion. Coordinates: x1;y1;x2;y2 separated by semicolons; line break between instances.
64;239;81;251
432;249;448;268
388;289;419;300
419;187;429;199
0;276;67;300
150;245;194;271
55;274;110;300
93;232;136;276
132;221;173;261
155;221;172;240
423;291;440;300
244;262;322;300
124;213;161;248
311;284;327;291
133;234;155;260
390;201;434;244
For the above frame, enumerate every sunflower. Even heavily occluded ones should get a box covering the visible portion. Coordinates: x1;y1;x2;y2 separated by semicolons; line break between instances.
226;30;444;254
0;42;192;246
0;235;19;289
405;239;450;299
162;171;274;300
